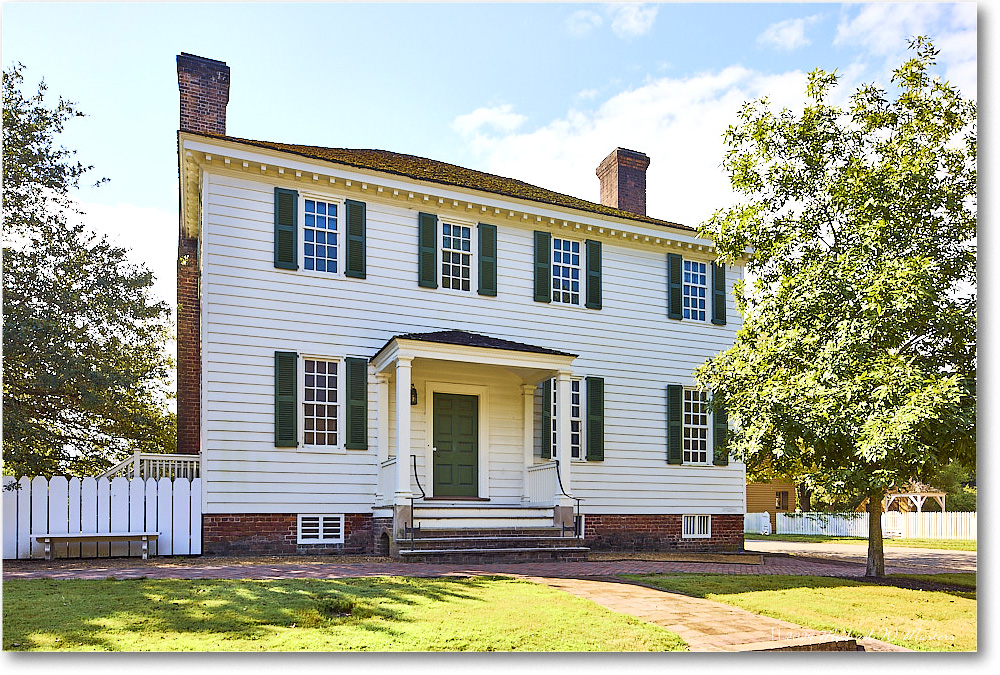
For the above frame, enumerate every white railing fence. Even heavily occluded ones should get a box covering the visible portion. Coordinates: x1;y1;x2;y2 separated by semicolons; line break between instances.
752;511;977;540
526;462;557;506
744;512;771;535
100;452;200;480
3;475;202;559
376;458;397;507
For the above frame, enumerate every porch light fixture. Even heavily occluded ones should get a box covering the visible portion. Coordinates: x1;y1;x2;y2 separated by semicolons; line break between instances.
410;385;418;406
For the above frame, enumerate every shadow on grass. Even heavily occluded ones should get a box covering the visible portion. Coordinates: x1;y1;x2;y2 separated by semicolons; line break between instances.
3;575;505;651
619;573;976;601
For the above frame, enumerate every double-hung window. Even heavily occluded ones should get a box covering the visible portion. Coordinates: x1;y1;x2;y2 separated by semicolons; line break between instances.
303;198;340;274
441;222;473;291
682;388;710;464
303;358;340;447
549;378;583;460
552;238;582;305
683;260;708;320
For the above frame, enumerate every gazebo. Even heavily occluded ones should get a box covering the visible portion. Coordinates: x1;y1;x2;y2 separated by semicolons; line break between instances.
856;481;946;513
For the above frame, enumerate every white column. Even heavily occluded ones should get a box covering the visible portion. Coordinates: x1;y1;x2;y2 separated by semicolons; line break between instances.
522;384;535;503
394;357;414;504
374;373;390;505
556;370;573;506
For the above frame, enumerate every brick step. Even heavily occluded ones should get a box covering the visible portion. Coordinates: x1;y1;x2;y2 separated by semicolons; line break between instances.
396;535;582;550
398;546;589;564
722;635;858;652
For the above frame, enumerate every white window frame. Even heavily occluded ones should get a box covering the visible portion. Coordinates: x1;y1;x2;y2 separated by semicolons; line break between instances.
683;387;712;465
299;354;346;453
439;217;477;293
301;193;345;277
297;514;345;544
682;259;708;321
550;377;585;461
682;514;711;539
551;236;583;306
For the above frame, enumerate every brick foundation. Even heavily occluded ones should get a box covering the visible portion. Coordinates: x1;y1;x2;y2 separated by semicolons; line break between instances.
202;513;376;556
584;514;744;552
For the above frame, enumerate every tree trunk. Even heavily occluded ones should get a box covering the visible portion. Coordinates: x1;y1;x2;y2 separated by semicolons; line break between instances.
797;483;812;511
866;490;885;577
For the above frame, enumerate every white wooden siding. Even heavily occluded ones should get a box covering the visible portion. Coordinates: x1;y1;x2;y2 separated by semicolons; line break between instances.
200;169;745;515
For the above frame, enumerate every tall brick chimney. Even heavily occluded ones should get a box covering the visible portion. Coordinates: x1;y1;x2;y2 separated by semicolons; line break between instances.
176;53;229;456
596;147;651;216
177;53;230;135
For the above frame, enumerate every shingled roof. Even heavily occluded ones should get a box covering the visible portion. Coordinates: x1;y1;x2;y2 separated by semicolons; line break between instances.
374;330;577;361
185;131;695;234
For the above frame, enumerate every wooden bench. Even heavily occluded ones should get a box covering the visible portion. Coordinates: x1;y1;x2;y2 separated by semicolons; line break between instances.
31;532;160;560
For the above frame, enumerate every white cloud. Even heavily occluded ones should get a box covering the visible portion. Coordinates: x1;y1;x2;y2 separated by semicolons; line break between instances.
609;3;658;38
757;15;821;51
834;3;976;96
566;9;603;37
455;67;809;228
452;104;527;138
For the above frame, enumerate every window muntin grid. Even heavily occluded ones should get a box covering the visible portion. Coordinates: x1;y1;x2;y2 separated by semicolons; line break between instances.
552;238;581;305
683;388;709;464
304;199;338;273
304;359;338;446
550;379;583;459
683;260;707;320
441;223;472;291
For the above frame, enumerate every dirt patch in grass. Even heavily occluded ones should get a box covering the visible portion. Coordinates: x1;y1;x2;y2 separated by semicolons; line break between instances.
588;551;761;564
833;574;975;594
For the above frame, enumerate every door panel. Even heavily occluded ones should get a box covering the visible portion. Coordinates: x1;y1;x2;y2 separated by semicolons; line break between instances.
433;393;479;497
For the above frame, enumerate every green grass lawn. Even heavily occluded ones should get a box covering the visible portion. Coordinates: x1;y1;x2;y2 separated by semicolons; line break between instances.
3;576;687;652
624;573;976;652
745;534;977;551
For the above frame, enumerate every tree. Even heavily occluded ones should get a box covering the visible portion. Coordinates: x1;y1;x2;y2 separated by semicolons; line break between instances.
3;63;176;478
696;38;976;577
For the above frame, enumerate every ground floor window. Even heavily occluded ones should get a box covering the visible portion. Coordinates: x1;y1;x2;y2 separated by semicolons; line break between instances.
550;378;583;459
683;388;709;463
682;514;711;538
297;514;344;544
776;491;789;511
303;358;339;446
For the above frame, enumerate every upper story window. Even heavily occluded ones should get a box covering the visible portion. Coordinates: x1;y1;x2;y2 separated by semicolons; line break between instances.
303;198;339;274
303;358;339;446
552;237;581;305
683;260;707;321
550;378;583;460
683;388;710;464
441;222;472;291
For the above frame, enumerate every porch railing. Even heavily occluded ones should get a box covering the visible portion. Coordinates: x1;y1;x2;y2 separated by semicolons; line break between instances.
377;457;397;507
526;461;558;506
100;452;200;481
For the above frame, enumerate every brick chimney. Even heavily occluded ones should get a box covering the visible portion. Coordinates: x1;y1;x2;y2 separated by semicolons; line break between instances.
596;148;651;216
177;53;230;135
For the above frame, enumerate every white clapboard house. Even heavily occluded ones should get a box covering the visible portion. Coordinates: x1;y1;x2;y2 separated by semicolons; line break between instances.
175;53;746;561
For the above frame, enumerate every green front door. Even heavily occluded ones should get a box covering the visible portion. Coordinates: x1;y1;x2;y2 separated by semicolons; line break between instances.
432;393;479;497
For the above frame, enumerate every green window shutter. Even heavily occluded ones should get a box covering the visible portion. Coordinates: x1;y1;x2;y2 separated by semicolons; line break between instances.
711;261;726;325
540;379;552;459
667;384;683;464
345;357;368;450
478;222;497;296
713;402;729;466
417;212;438;288
585;376;605;461
274;351;298;447
533;231;551;303
274;188;298;270
585;239;602;310
667;253;682;319
345;199;366;279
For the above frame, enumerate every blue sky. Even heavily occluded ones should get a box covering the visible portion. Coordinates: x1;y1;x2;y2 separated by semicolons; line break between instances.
2;2;979;309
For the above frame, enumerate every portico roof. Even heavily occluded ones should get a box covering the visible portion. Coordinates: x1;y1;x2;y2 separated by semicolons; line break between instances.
370;330;576;383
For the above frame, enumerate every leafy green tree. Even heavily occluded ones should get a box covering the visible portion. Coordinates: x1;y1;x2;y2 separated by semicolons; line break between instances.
3;63;176;478
697;39;976;576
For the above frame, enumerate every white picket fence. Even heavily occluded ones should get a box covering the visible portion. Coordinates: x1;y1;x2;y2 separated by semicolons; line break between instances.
2;475;202;559
744;511;976;540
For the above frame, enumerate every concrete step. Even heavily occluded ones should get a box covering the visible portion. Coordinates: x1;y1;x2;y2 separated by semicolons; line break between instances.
396;535;582;550
398;546;589;564
414;516;555;529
